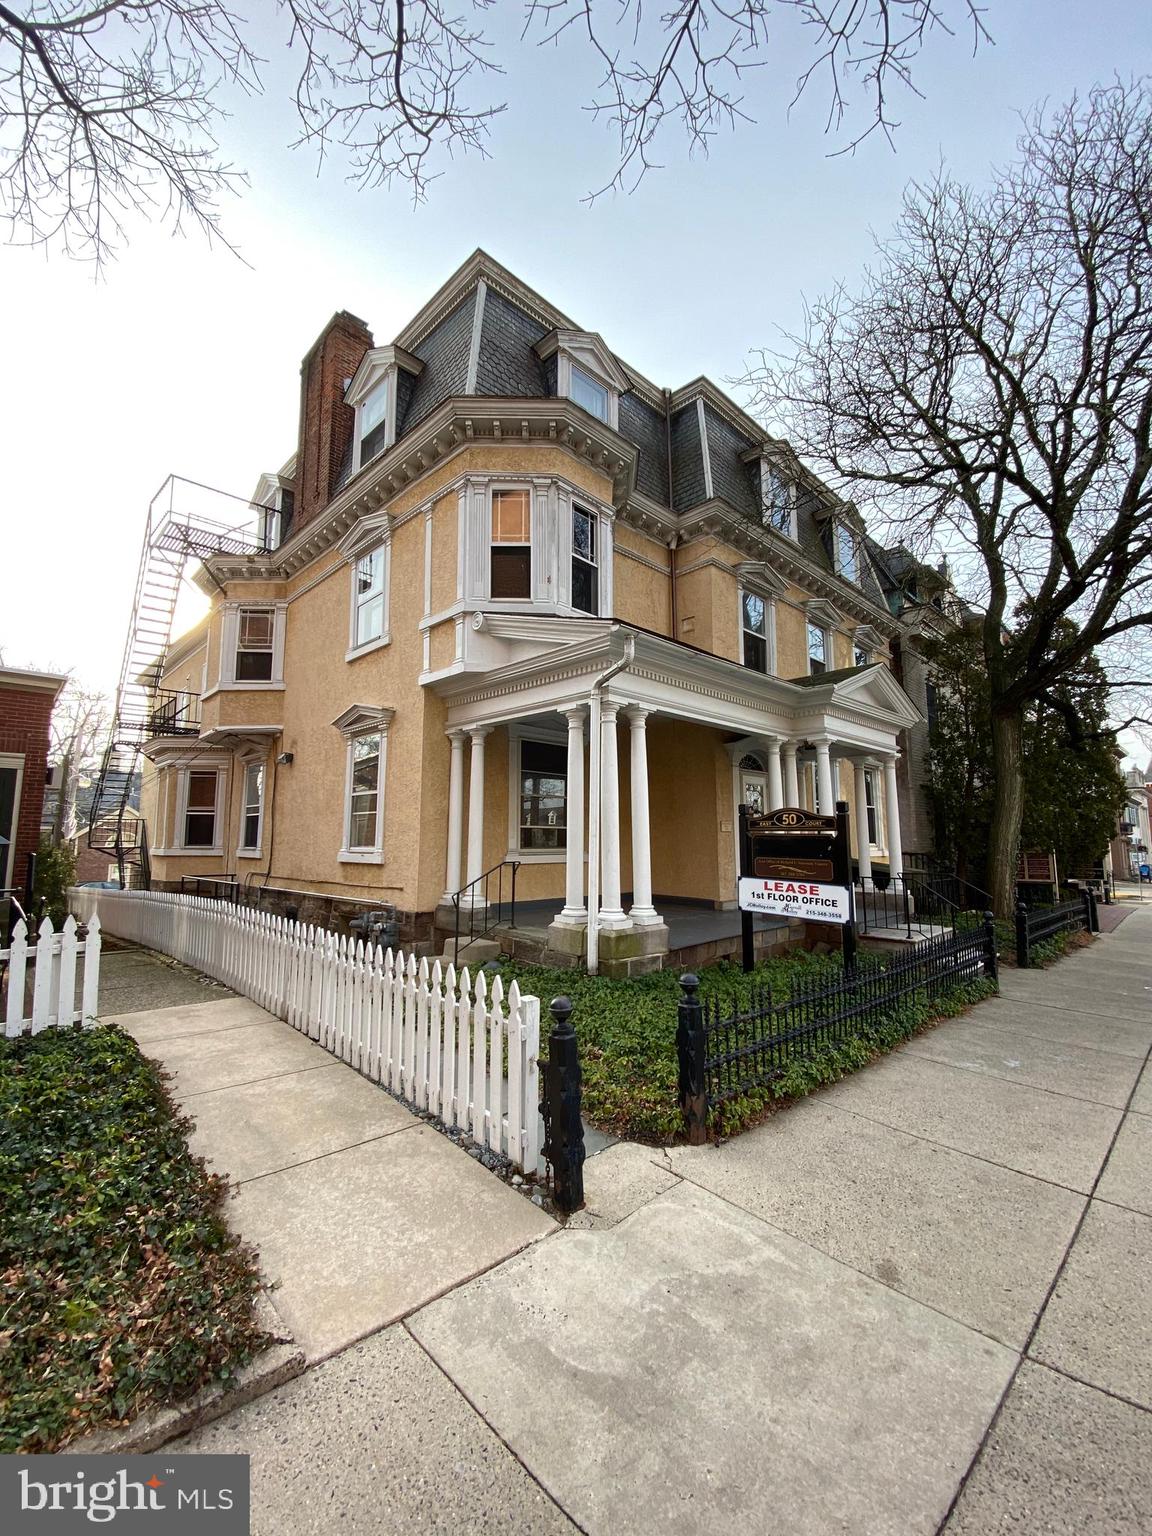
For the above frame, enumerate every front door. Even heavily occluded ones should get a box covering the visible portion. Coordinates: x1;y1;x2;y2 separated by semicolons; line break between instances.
740;769;768;817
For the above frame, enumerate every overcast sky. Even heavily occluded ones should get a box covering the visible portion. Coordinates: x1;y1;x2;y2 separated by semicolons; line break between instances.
2;1;1148;750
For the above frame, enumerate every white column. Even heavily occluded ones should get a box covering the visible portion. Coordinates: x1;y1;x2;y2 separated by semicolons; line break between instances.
627;707;660;925
558;708;587;923
442;729;467;901
853;759;873;881
883;755;904;879
766;740;784;810
598;702;628;927
815;739;835;816
782;742;799;806
465;726;492;892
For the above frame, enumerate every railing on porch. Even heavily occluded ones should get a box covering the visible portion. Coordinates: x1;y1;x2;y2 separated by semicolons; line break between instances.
451;860;520;968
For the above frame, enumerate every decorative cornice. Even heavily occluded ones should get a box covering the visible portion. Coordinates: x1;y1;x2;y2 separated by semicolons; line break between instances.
331;704;396;737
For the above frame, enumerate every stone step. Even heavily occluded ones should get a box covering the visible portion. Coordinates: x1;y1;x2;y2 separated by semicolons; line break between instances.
436;936;503;967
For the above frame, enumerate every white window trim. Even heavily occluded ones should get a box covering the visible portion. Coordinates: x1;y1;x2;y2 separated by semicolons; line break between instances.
737;585;777;675
864;767;887;853
460;474;615;615
214;602;287;692
343;345;424;475
346;539;393;660
0;752;25;891
535;332;625;431
236;756;267;859
334;706;394;865
807;622;830;676
760;458;797;541
835;519;859;584
172;760;228;856
506;724;568;864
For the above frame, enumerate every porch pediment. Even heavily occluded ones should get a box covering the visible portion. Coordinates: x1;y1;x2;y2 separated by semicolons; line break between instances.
825;663;922;727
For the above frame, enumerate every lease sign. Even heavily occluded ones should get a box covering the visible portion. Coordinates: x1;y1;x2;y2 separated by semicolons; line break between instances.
738;876;852;925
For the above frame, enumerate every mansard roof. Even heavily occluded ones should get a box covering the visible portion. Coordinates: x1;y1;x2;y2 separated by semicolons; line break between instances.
326;249;893;614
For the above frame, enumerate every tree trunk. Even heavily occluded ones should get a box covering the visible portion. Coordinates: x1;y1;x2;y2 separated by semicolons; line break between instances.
987;708;1025;916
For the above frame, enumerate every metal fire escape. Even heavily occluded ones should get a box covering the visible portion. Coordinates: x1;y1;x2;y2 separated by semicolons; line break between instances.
89;477;270;887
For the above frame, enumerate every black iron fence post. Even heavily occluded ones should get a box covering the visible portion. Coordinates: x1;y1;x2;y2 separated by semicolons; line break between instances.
983;911;999;982
542;996;585;1213
1015;901;1031;969
676;972;708;1145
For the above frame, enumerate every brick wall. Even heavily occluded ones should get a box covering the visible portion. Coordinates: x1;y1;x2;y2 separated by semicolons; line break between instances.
0;680;60;890
295;311;374;530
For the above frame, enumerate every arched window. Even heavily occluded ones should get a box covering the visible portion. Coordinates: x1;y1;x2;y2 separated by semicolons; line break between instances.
739;753;764;772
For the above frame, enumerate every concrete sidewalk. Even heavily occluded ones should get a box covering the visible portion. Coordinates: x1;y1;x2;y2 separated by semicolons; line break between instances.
110;991;555;1362
151;913;1149;1533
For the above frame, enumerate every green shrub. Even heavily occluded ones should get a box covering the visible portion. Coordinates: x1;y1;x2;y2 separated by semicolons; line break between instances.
0;1026;269;1452
504;951;995;1143
33;836;76;926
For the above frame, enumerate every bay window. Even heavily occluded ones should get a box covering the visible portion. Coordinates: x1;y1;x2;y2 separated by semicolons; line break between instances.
182;769;220;850
491;488;532;599
235;608;275;681
572;505;598;615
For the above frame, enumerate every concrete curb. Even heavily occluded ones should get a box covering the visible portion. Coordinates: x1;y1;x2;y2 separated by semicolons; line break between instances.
65;1290;306;1456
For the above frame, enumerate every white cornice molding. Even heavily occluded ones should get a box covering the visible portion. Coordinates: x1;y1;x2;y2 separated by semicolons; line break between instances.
737;561;790;598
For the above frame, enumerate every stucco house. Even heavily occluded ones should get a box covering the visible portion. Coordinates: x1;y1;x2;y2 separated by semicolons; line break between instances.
135;251;927;973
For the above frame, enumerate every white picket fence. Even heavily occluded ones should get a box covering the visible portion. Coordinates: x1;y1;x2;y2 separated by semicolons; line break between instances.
2;914;102;1036
69;888;542;1170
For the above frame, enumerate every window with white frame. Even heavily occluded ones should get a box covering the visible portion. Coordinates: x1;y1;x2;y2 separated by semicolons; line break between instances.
854;642;872;667
864;769;883;846
569;364;610;423
741;590;769;673
359;379;389;468
761;462;794;537
345;733;383;853
571;505;598;615
519;740;567;851
235;608;275;681
807;622;828;676
836;522;858;582
183;769;220;848
490;488;532;599
352;546;388;648
239;761;264;853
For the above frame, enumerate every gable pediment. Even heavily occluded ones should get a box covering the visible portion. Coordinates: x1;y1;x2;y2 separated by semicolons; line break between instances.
828;665;922;727
534;330;631;393
737;561;790;598
805;598;842;629
332;704;395;736
345;345;424;407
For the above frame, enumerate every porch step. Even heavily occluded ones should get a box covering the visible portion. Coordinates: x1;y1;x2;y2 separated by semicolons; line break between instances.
436;937;503;968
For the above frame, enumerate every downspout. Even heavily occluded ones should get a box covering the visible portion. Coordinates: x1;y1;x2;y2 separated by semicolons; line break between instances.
586;633;635;976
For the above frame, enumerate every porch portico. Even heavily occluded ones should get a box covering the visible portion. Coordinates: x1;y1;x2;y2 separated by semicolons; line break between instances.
427;617;922;974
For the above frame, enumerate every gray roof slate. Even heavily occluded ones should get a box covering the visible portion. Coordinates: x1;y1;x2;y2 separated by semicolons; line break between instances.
669;404;706;511
401;291;477;431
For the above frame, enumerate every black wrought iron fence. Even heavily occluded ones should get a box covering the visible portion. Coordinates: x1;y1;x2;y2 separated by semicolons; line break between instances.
1015;892;1096;967
677;916;998;1142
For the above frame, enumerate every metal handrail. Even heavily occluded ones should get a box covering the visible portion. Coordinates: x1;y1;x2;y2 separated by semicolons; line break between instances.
450;860;520;968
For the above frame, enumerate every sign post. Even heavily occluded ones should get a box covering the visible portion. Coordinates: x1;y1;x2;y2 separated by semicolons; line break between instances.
736;799;858;974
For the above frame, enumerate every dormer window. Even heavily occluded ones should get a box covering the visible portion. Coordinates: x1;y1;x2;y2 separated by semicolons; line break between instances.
534;329;628;431
344;345;424;475
836;522;858;582
359;380;389;467
570;365;610;423
760;460;796;539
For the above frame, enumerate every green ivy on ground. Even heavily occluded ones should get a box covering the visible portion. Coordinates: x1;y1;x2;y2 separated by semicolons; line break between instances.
0;1027;270;1453
501;952;997;1143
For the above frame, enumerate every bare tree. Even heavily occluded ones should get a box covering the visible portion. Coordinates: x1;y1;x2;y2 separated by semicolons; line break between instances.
48;681;109;846
1;0;990;261
741;80;1152;913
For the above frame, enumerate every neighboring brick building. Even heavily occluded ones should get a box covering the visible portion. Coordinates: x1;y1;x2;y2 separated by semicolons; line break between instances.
0;667;67;896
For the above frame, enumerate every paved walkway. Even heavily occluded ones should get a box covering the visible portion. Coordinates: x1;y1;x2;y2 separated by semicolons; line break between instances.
118;913;1151;1533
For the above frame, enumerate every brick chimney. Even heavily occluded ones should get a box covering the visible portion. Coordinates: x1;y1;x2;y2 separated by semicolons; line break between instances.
295;310;374;529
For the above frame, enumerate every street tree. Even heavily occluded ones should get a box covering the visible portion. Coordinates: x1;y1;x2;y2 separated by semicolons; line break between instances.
48;681;109;847
0;1;990;261
743;80;1152;913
